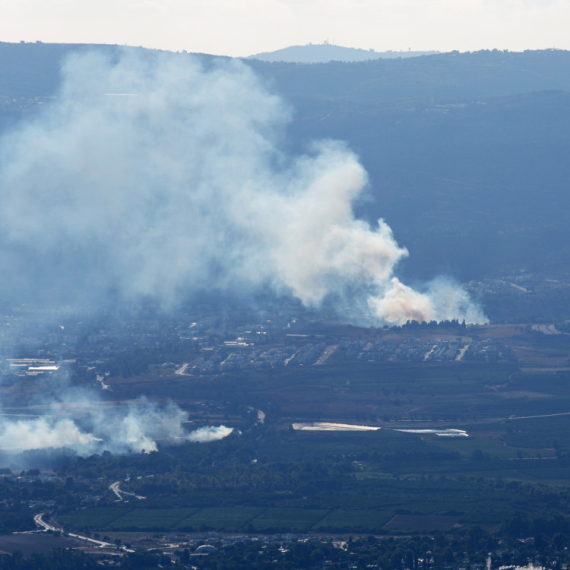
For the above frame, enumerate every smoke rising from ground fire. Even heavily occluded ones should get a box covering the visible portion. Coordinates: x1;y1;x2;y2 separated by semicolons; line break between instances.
0;50;484;461
0;398;233;459
0;50;485;326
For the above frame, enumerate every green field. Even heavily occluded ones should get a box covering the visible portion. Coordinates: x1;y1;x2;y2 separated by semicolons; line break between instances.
313;509;392;532
58;507;132;529
104;508;200;531
247;508;330;532
176;507;265;531
59;507;393;533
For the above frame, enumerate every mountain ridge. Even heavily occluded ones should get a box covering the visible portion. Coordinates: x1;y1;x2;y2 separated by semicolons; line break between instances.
247;43;438;63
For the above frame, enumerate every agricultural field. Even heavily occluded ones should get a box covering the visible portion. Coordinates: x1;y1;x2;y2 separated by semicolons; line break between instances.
176;507;265;532
105;508;201;531
313;509;393;533
14;348;570;538
246;508;330;532
58;507;132;530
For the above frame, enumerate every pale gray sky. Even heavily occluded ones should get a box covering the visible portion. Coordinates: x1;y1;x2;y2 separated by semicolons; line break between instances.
1;0;568;56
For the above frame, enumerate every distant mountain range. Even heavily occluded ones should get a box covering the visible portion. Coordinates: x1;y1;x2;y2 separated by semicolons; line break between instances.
248;43;438;63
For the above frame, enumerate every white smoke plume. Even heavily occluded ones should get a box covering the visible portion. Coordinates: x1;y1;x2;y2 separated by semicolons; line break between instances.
187;425;234;443
0;399;232;455
0;417;95;451
0;49;485;325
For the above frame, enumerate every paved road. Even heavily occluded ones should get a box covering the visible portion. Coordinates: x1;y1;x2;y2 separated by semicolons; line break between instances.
35;511;134;552
109;481;146;501
175;363;190;375
34;513;60;532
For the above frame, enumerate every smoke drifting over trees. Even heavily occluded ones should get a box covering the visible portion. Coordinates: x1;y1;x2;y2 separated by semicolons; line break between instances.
0;50;485;326
0;398;232;458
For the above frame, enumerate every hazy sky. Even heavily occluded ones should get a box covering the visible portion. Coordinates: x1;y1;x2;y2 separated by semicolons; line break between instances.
1;0;568;56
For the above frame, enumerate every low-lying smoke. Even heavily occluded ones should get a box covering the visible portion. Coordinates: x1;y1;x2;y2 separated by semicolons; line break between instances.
0;50;485;325
0;398;232;456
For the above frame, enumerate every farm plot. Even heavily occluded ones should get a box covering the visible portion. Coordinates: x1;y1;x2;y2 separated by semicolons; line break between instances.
176;507;265;531
58;507;132;530
383;514;461;532
104;508;200;531
313;509;393;533
248;508;330;532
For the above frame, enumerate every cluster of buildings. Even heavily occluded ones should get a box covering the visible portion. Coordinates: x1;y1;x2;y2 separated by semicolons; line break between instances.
179;335;509;376
0;303;514;384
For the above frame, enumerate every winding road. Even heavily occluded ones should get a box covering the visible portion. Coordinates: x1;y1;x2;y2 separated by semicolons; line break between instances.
109;481;146;501
33;513;60;532
34;512;134;552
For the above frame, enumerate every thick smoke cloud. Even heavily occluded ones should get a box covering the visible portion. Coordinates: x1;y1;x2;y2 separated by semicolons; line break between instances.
0;398;232;456
0;50;485;325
